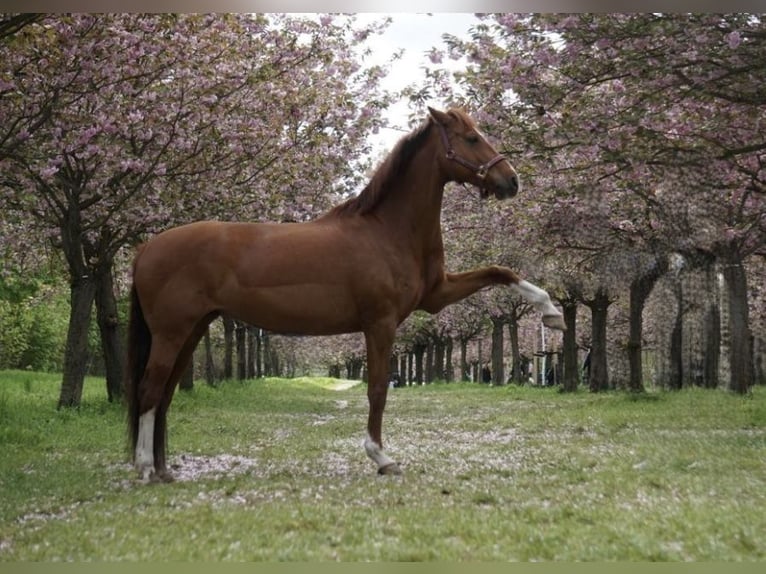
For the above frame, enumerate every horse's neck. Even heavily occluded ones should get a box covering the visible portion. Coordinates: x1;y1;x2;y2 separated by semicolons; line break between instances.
373;153;447;256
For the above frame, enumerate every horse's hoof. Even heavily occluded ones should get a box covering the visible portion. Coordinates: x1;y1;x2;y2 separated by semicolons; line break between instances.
543;314;566;331
378;462;403;476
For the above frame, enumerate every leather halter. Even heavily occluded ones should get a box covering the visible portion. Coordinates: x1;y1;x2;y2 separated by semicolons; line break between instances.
435;121;508;182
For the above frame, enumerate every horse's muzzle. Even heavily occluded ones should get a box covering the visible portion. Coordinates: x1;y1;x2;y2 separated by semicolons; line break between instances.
483;172;519;200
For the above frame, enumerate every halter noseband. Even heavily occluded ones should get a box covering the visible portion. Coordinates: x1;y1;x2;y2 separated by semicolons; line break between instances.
435;121;507;182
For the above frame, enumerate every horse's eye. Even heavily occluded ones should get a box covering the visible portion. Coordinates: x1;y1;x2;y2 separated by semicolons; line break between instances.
466;133;480;144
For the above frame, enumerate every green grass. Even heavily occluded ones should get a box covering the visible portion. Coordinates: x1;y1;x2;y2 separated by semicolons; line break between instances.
1;369;765;561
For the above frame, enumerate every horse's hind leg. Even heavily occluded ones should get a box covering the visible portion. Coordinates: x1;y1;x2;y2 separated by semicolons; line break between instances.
134;338;180;483
152;314;218;482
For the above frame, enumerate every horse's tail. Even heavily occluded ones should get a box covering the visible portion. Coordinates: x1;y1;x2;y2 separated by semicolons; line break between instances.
125;268;151;461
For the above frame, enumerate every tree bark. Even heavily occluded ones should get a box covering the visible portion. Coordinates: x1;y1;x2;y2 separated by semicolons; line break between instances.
414;343;425;385
668;291;684;390
256;328;263;378
57;194;97;408
722;260;754;393
434;337;445;381
179;360;194;390
490;316;505;385
561;298;579;392
235;321;246;380
94;266;124;402
754;336;765;385
58;275;97;408
703;294;720;388
346;357;362;380
247;326;256;379
459;338;469;382
628;257;668;392
204;327;216;386
585;288;611;392
425;340;434;383
222;315;234;379
445;337;454;381
508;317;522;383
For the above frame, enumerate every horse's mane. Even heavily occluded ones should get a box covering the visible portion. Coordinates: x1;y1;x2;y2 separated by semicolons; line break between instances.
327;118;435;217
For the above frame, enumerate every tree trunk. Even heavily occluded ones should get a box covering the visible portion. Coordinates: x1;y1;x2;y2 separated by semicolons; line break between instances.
256;328;263;378
204;327;216;386
267;336;279;377
94;266;124;402
434;337;445;381
425;340;434;383
346;357;362;380
459;338;469;382
508;317;521;384
223;315;234;380
669;293;684;390
585;289;611;392
58;276;97;408
179;360;194;390
235;321;246;380
628;258;668;393
414;343;425;385
561;298;579;392
703;292;720;389
445;337;454;381
490;316;505;385
262;330;271;376
247;326;256;379
722;260;753;393
754;336;765;385
627;287;644;393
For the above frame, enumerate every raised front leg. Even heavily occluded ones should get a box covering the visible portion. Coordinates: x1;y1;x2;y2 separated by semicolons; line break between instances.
511;280;566;330
419;265;565;330
363;319;401;475
418;265;520;314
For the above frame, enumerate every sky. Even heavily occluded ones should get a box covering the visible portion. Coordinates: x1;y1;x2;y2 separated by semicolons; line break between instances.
354;13;476;156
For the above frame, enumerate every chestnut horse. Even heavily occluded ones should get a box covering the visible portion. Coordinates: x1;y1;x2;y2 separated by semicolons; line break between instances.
126;107;565;482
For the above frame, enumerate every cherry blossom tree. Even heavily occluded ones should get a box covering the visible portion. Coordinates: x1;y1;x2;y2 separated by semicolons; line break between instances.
415;13;765;393
0;14;395;406
0;14;46;163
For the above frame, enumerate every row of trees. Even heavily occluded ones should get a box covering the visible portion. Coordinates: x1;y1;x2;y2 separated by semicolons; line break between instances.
1;14;764;401
404;13;765;394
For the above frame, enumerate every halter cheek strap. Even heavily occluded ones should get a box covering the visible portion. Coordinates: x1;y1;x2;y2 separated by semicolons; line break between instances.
436;122;507;182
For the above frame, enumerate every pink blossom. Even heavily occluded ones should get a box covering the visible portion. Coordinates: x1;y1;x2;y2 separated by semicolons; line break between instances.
725;30;742;49
427;48;443;65
40;165;59;180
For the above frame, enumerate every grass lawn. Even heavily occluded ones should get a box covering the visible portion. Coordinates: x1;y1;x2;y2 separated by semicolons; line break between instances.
1;369;765;561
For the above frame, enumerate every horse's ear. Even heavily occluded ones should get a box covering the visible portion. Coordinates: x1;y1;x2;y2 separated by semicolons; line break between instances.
428;106;451;126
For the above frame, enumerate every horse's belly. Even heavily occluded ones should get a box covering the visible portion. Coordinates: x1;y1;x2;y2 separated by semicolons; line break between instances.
222;283;362;336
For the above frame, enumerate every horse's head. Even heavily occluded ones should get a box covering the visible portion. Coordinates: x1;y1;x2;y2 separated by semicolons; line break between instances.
428;107;520;199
